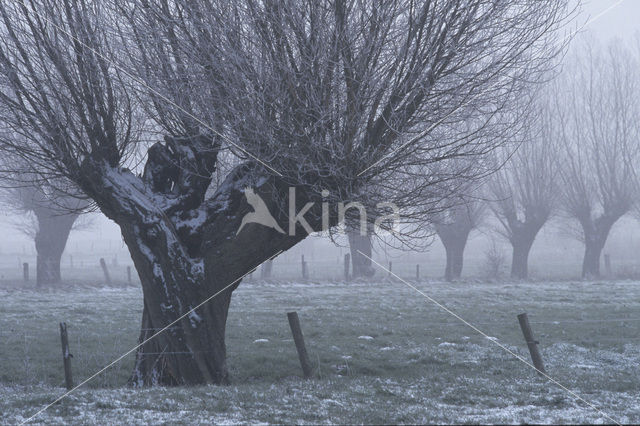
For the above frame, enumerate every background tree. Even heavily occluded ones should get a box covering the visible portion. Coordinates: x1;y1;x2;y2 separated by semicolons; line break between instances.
1;182;86;286
0;0;571;385
434;196;484;281
487;97;559;279
556;40;640;278
346;221;375;279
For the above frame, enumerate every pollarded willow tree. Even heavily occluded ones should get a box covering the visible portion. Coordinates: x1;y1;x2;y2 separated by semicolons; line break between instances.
0;0;571;385
434;195;484;282
487;96;559;280
556;40;640;279
0;182;86;286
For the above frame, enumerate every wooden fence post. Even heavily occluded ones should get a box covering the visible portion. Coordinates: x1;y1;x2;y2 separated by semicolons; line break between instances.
388;261;392;277
287;312;314;379
23;262;29;282
100;258;111;284
343;253;350;281
517;313;546;375
59;322;74;390
127;266;132;285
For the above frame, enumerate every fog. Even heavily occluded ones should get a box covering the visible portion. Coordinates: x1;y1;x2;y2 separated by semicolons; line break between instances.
1;1;640;423
1;0;637;281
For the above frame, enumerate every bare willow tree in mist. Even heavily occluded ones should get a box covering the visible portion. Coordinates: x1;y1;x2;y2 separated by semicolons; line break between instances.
0;181;87;286
434;189;485;281
488;96;559;280
556;40;640;279
0;0;571;385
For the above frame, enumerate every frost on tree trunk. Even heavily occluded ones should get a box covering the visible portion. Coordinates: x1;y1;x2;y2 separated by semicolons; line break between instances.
346;221;374;279
33;207;78;286
78;135;325;386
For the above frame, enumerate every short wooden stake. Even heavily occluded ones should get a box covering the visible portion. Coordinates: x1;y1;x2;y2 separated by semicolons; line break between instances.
517;313;546;375
287;312;314;379
127;266;132;285
343;253;350;281
59;322;74;390
23;262;29;282
388;261;392;277
100;258;111;284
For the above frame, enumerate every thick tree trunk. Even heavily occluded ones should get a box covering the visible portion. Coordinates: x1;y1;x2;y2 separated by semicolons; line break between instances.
579;215;617;279
505;218;546;280
120;183;303;385
33;210;77;286
510;240;533;279
347;227;374;279
78;145;328;385
128;279;233;386
443;241;465;281
582;239;605;279
435;204;476;282
437;221;471;282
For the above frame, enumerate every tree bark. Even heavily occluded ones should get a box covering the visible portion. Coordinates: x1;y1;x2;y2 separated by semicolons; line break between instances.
436;220;472;282
78;141;329;386
579;215;616;279
581;240;603;278
510;239;534;280
502;213;547;280
33;209;78;286
435;203;479;282
347;227;374;279
508;221;541;280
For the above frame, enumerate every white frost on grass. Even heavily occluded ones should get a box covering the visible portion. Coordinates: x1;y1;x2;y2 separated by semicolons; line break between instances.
253;339;269;343
358;335;374;340
572;364;597;369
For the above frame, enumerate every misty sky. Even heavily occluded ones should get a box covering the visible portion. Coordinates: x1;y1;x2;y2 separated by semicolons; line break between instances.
583;0;640;40
1;0;640;252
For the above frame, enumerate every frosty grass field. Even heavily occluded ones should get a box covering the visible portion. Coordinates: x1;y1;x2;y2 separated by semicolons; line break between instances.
1;279;639;424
